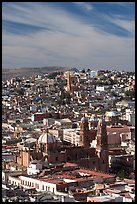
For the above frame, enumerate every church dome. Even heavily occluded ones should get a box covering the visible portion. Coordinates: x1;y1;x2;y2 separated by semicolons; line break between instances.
38;132;61;144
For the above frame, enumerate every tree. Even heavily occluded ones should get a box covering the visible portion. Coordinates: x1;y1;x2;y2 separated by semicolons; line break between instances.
81;69;85;73
117;169;130;179
16;88;25;96
125;90;135;98
47;71;63;79
87;68;91;72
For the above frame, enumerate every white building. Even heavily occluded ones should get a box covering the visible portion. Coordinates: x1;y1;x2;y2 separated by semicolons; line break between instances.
90;71;98;78
96;86;105;92
9;175;60;194
27;160;42;175
54;118;72;129
125;109;135;126
63;128;81;146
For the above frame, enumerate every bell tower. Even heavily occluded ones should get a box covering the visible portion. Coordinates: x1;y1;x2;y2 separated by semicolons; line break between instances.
96;117;109;172
67;72;71;92
80;117;90;147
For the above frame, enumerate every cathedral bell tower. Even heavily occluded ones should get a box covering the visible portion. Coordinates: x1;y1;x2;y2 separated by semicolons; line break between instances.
96;117;109;172
80;117;90;147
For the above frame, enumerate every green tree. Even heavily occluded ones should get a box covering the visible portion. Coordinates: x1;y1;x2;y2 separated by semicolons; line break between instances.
16;88;25;96
125;90;135;98
47;71;63;79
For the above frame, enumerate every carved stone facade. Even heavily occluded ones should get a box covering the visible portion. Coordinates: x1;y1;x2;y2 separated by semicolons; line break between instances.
96;118;109;172
80;117;90;147
16;117;109;173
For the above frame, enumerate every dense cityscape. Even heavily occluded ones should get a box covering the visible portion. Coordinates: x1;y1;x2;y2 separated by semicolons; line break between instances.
2;68;135;202
2;1;135;202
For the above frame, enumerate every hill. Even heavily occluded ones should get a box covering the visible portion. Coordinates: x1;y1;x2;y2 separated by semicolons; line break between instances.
2;66;69;81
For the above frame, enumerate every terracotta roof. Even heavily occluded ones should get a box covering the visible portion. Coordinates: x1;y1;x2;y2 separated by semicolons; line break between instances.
75;168;115;178
63;162;78;167
124;179;135;184
107;126;130;133
39;177;67;185
5;145;17;149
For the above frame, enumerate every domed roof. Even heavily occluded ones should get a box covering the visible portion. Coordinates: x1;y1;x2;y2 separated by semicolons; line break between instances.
106;111;118;117
38;132;61;144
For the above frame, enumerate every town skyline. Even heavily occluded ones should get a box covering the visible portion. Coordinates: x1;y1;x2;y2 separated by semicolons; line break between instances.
2;68;135;202
2;2;135;71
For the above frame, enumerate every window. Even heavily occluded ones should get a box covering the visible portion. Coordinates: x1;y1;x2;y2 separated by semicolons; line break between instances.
56;157;58;161
42;185;44;190
93;161;95;164
53;188;54;193
67;156;70;161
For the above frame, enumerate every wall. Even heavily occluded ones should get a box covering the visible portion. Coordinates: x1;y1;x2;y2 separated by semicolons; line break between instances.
2;170;23;184
20;175;57;194
48;151;66;163
108;133;121;145
9;175;21;186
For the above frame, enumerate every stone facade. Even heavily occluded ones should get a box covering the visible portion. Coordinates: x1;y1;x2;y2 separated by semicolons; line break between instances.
16;117;109;173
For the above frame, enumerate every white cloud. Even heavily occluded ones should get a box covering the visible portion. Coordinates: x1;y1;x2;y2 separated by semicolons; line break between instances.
111;18;135;34
2;3;135;71
73;2;93;11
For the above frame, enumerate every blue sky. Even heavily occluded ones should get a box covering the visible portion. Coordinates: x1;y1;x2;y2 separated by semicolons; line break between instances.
2;2;135;71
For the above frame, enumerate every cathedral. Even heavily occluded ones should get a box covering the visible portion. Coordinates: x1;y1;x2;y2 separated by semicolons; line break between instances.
16;117;109;173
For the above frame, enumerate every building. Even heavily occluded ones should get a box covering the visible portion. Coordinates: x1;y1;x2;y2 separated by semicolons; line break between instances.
15;117;109;173
87;194;115;202
8;162;116;199
66;72;72;92
90;70;98;78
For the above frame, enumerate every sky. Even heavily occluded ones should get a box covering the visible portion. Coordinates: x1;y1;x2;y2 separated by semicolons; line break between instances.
2;2;135;71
